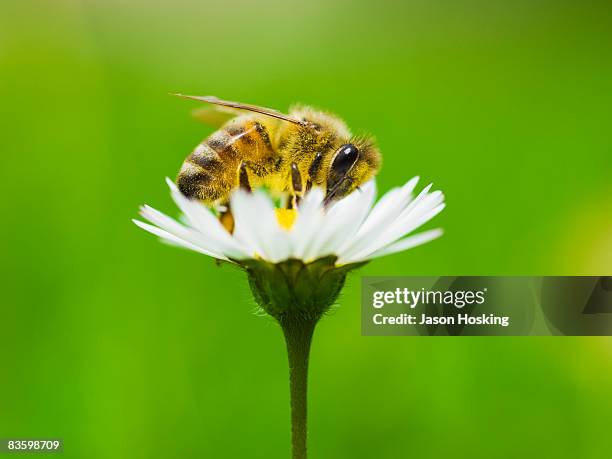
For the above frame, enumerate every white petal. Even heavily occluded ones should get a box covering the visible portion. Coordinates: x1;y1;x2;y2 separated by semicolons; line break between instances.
290;188;326;259
138;205;230;259
357;202;445;260
166;179;247;258
231;190;291;262
345;188;444;261
132;219;227;260
355;176;419;239
321;181;377;254
338;179;427;261
342;229;443;263
337;177;420;259
301;182;376;261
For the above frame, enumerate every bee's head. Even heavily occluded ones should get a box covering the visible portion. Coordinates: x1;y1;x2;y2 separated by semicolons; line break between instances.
324;137;381;204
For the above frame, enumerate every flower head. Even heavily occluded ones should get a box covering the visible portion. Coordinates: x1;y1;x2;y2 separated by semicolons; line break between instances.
134;177;444;318
133;177;444;266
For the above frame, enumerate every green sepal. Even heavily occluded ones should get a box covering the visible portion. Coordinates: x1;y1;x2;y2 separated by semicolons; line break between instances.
240;256;367;320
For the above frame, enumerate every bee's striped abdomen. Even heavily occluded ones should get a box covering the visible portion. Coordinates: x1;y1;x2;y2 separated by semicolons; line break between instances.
177;116;279;203
177;145;218;198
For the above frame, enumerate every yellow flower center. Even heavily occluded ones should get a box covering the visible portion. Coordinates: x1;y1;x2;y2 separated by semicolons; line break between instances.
275;208;297;230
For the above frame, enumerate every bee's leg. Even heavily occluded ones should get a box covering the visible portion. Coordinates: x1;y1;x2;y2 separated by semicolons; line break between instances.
288;162;303;208
219;203;234;234
217;161;250;234
305;152;323;192
239;161;251;192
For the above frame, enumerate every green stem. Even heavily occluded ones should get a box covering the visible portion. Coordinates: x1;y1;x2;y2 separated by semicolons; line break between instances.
279;314;318;459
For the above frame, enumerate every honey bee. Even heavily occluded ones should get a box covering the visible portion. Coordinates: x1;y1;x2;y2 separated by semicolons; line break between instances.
175;95;381;213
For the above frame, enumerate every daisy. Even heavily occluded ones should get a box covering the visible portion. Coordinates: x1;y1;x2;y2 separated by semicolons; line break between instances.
133;176;444;267
133;176;445;459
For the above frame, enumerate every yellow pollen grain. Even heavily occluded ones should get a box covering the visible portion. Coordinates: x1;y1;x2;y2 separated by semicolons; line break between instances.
275;208;297;230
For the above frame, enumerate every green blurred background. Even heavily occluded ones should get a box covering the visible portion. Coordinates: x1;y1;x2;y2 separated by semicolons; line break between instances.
1;0;611;457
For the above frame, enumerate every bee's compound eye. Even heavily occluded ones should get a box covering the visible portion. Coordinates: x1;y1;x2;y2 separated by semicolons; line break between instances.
331;144;359;175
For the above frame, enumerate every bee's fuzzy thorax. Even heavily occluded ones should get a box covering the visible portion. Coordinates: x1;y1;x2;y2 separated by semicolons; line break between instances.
288;105;352;139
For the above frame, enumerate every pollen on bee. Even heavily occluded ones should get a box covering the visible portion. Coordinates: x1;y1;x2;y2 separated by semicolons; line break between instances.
275;208;297;230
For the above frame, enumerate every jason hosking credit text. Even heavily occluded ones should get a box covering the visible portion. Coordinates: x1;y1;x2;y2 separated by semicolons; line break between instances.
371;288;510;327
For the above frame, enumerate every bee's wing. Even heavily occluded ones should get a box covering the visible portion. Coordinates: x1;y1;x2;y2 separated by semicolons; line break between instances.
174;94;306;126
191;105;241;128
